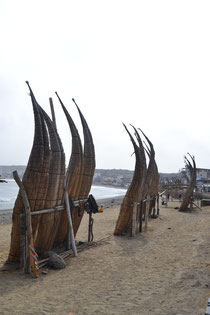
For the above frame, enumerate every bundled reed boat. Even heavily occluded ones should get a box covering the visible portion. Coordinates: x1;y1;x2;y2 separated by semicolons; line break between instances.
7;82;95;264
114;124;159;236
179;154;196;211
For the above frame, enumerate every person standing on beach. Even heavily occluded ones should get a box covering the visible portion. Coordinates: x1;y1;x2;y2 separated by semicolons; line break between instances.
178;190;182;202
161;195;165;205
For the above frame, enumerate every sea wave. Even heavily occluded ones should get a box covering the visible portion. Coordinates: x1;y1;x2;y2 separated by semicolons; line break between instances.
0;197;11;202
0;183;126;211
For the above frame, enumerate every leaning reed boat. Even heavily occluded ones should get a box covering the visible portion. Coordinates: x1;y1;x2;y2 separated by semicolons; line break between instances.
8;82;53;262
52;93;84;247
7;82;96;263
114;124;142;235
179;154;196;211
72;98;95;236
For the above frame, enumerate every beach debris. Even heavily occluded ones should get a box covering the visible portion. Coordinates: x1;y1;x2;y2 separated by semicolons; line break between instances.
44;251;57;258
38;237;111;269
48;254;66;269
98;204;104;212
41;268;49;275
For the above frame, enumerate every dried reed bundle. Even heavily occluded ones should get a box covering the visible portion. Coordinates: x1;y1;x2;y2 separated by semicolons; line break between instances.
8;84;95;261
8;82;51;262
52;93;84;246
130;126;147;223
72;99;96;236
114;124;142;235
139;129;156;200
131;126;147;201
179;154;196;211
34;106;65;253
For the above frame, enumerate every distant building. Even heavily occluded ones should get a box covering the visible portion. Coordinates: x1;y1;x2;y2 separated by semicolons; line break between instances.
181;167;210;191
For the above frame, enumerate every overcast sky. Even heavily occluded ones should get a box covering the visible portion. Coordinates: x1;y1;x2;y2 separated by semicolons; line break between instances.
1;1;210;173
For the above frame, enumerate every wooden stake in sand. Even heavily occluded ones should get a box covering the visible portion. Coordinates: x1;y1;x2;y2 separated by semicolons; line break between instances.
19;213;26;268
139;201;143;232
64;181;78;257
13;171;39;277
144;198;149;231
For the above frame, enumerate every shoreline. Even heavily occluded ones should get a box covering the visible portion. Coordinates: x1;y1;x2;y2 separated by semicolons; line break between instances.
0;195;124;225
92;182;128;189
0;209;13;225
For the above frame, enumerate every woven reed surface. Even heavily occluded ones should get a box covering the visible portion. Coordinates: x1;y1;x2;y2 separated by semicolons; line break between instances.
114;125;143;235
72;103;95;236
8;85;66;261
179;156;196;211
8;88;96;261
8;88;50;262
34;107;65;253
52;96;84;246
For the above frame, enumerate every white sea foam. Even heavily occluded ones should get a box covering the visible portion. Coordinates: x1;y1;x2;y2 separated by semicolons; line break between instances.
0;181;126;210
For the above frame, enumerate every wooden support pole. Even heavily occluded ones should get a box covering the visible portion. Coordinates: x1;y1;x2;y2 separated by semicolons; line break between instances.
157;194;160;216
49;97;57;128
165;191;168;207
64;183;78;257
131;202;137;237
19;213;26;268
192;201;202;210
190;197;193;211
31;206;65;216
145;197;150;231
139;201;143;232
30;200;88;216
13;171;32;274
88;212;93;242
139;206;143;232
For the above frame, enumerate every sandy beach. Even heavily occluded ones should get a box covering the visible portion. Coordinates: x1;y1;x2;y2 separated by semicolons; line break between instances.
0;200;210;314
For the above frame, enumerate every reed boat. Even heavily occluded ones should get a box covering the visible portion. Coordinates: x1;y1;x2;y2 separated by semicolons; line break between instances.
7;82;95;263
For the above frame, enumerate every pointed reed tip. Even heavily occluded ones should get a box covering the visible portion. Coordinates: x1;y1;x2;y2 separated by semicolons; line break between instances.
72;98;79;109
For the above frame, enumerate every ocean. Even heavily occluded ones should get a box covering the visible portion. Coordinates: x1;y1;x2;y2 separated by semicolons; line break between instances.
0;180;126;211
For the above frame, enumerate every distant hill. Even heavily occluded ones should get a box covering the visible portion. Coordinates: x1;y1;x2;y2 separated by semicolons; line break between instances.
0;165;181;184
0;165;26;179
159;172;181;179
95;169;134;176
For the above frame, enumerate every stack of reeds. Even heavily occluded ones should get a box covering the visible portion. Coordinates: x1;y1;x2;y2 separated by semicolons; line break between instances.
179;154;196;211
7;83;95;263
114;124;159;236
